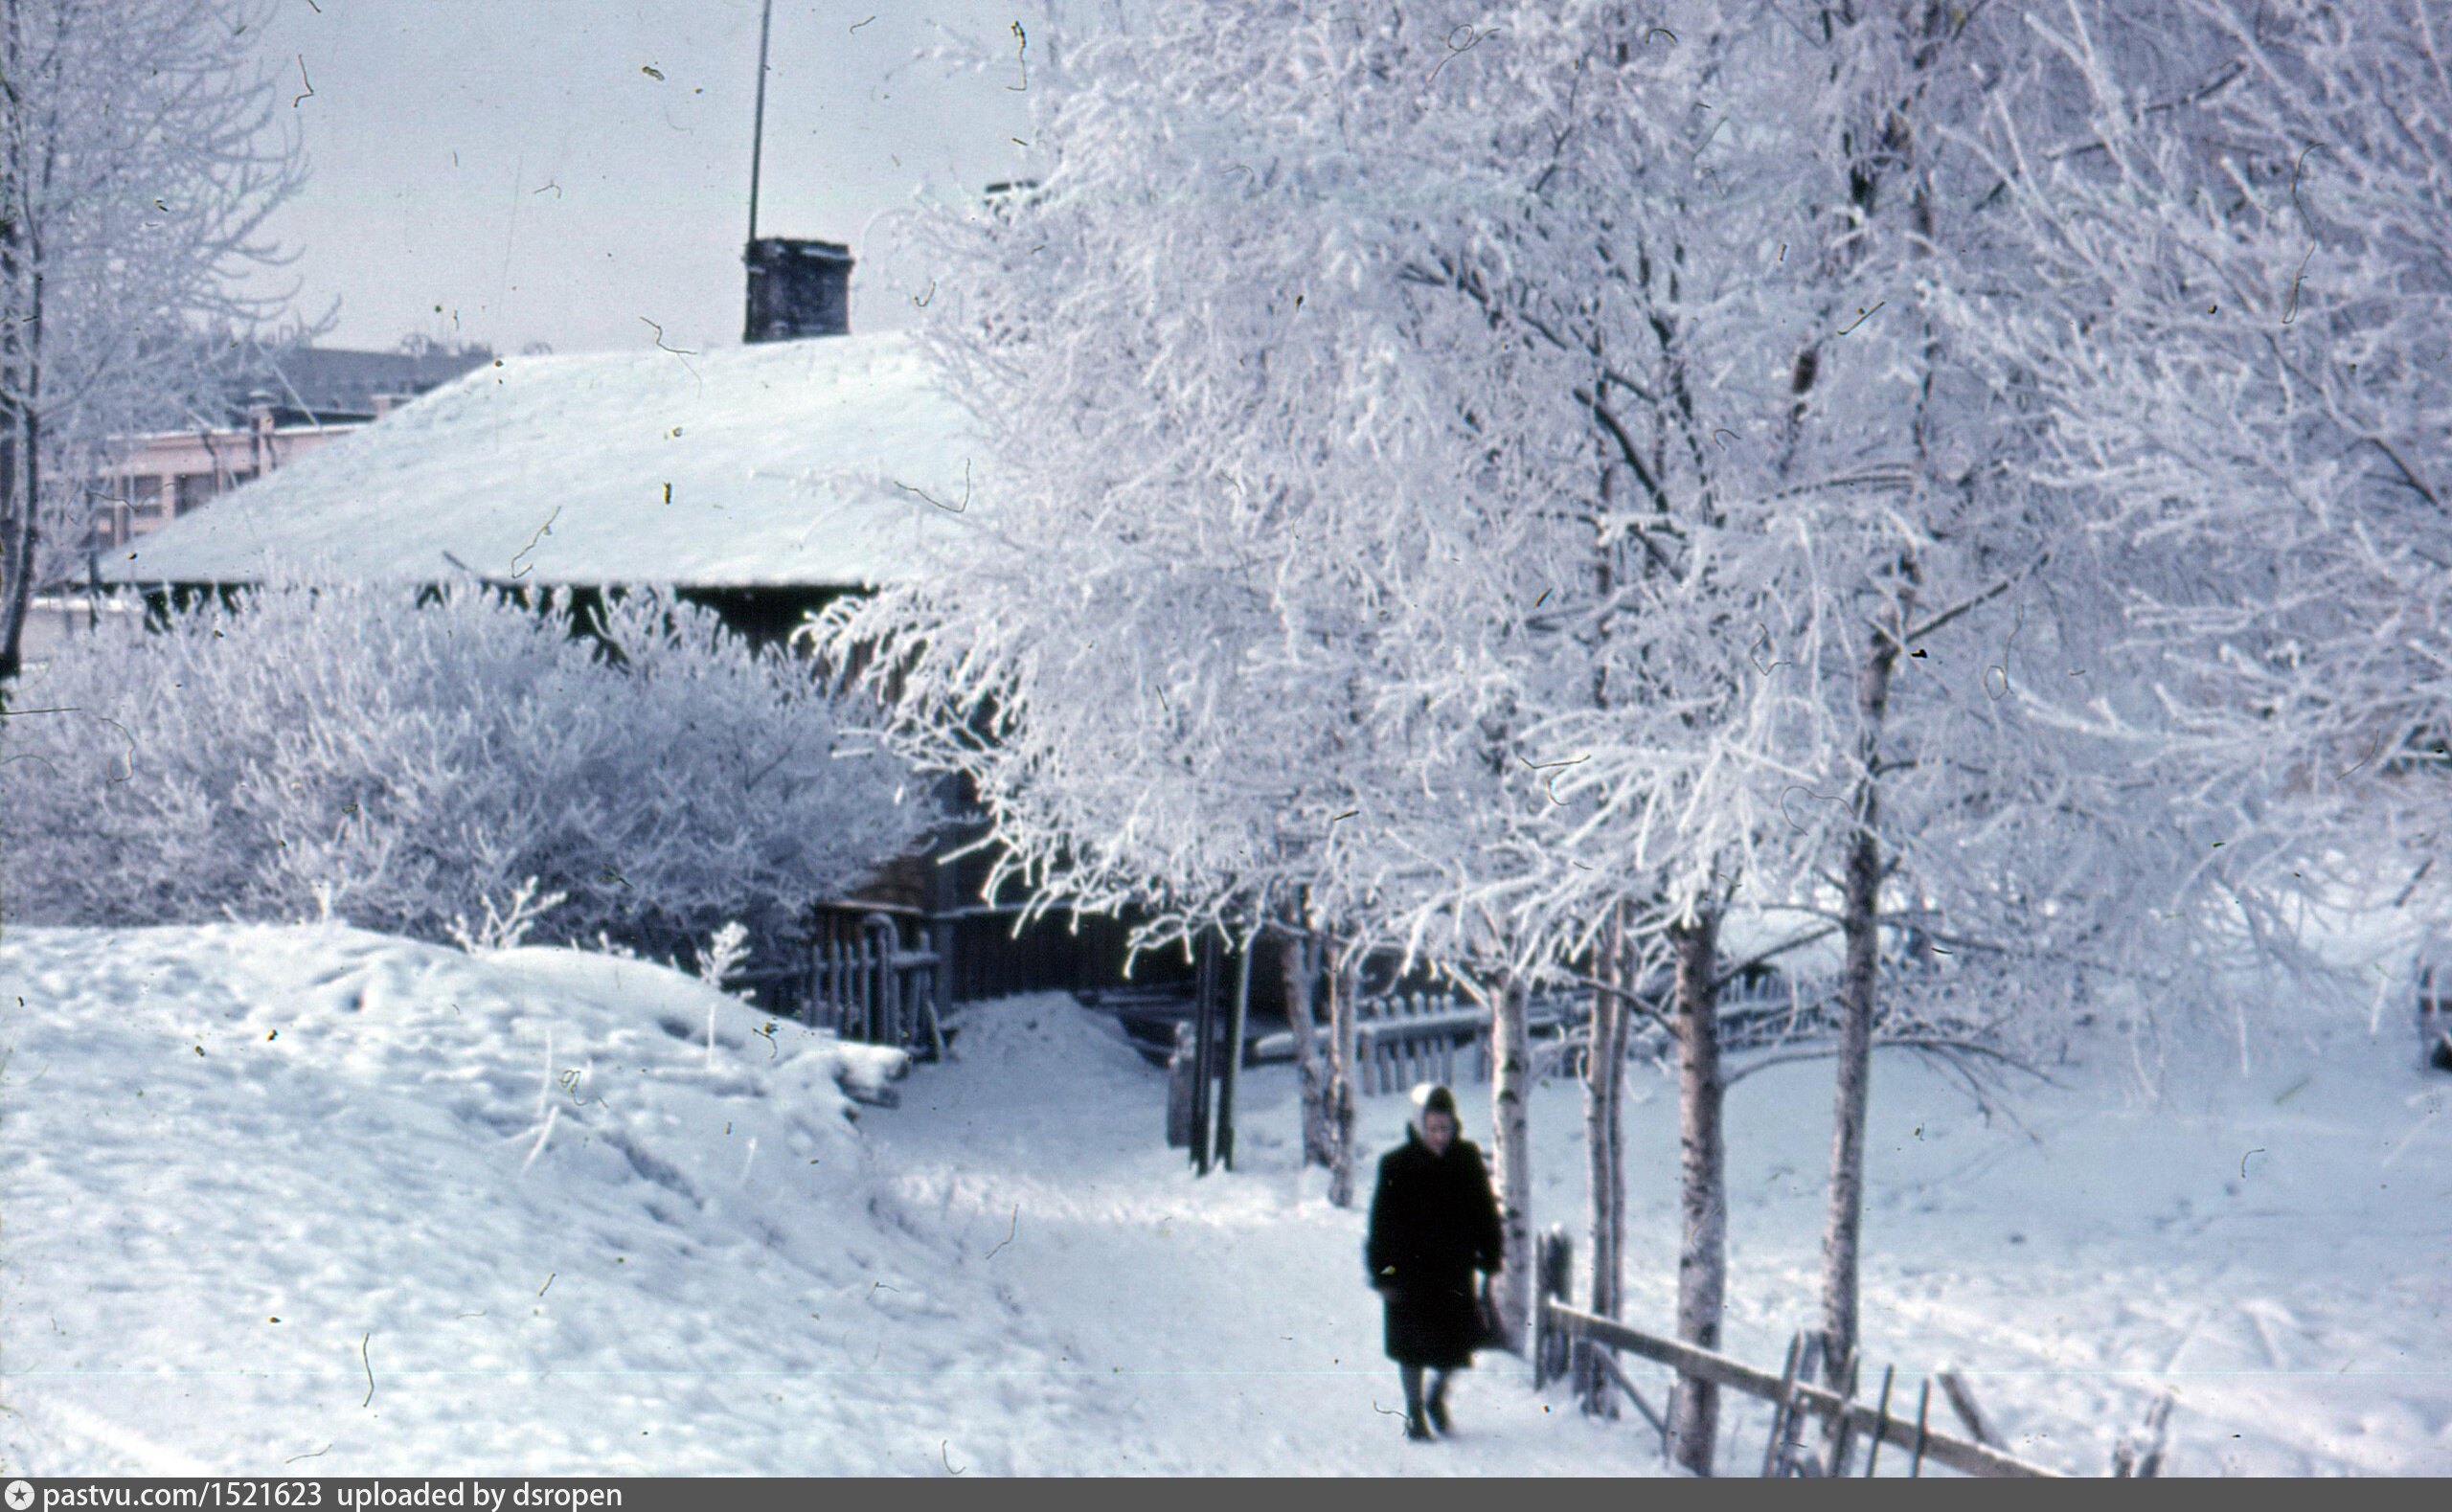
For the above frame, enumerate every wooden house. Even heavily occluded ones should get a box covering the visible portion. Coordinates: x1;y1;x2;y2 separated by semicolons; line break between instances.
98;251;1193;1037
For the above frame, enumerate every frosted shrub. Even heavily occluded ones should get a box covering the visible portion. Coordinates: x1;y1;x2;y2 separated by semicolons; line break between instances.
692;920;753;992
2;579;930;956
443;876;569;954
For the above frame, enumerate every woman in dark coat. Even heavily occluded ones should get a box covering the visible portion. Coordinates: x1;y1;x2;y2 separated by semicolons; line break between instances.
1365;1083;1504;1441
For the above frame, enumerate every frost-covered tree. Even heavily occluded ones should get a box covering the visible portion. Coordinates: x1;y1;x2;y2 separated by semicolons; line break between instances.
837;0;2305;1471
0;0;306;686
838;2;1876;1417
829;3;1576;1231
1601;0;2291;1396
3;580;929;957
1386;0;2282;1428
1328;1;2018;1446
1954;0;2452;962
1618;0;2452;1408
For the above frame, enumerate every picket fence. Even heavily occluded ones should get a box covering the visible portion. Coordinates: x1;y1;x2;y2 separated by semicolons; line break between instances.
735;907;947;1057
1351;990;1585;1095
1350;970;1852;1096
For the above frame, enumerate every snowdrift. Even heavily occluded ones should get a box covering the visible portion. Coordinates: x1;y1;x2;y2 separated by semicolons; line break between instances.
0;926;1059;1475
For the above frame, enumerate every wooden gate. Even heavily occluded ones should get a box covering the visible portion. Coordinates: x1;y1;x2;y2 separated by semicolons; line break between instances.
748;906;947;1057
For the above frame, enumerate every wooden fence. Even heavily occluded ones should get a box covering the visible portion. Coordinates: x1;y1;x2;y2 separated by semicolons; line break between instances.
937;904;1169;1004
736;907;947;1058
1351;990;1582;1094
731;896;1203;1058
1353;992;1489;1093
1351;971;1866;1096
1533;1297;2063;1478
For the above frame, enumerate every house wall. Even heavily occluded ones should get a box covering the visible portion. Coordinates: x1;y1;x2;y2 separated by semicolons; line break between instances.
93;418;360;551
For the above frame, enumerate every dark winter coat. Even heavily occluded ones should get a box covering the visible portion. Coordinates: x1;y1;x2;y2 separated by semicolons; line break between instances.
1364;1128;1504;1368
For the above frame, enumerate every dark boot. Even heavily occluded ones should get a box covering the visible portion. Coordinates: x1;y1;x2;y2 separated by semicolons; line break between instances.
1400;1365;1433;1441
1426;1370;1453;1434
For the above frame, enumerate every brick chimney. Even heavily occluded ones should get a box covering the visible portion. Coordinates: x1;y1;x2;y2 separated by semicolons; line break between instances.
743;237;852;343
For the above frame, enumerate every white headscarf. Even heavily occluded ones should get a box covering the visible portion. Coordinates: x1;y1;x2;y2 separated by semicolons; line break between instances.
1409;1081;1460;1140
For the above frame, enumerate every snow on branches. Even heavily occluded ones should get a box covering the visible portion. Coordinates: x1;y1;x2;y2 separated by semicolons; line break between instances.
0;0;309;681
1950;0;2452;954
3;579;930;959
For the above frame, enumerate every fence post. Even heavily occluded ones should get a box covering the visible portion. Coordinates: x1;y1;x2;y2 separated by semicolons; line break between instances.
860;914;894;1045
890;921;905;1044
1217;929;1252;1170
918;955;948;1062
1189;933;1215;1173
1534;1227;1573;1389
887;937;906;1047
804;926;824;1033
1166;1020;1197;1149
836;930;853;1037
841;931;859;1040
858;932;878;1043
927;828;961;1018
899;919;920;1049
893;941;912;1048
820;918;835;1033
928;913;954;1030
821;931;839;1034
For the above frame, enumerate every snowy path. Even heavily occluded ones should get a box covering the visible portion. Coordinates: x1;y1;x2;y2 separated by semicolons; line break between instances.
865;993;2452;1476
3;925;2446;1475
852;1002;1648;1476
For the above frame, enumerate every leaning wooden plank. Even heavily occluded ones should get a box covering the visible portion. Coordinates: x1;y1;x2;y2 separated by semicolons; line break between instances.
1590;1346;1669;1443
1938;1369;1997;1447
1783;1333;1825;1477
1542;1303;2061;1478
1762;1332;1805;1478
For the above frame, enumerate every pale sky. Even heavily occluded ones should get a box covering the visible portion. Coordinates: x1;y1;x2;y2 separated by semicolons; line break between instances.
243;0;1039;355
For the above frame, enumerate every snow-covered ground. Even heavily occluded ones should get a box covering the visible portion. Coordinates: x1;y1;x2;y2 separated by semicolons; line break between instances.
3;924;2446;1476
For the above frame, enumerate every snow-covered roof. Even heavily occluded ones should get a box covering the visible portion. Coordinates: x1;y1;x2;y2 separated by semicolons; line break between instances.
102;332;977;590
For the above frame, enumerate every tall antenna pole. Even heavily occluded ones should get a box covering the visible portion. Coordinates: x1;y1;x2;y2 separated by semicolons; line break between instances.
747;0;774;243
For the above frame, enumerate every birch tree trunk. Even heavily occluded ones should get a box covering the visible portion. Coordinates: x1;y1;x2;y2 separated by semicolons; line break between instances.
1487;972;1533;1352
1810;0;1949;1398
1816;48;1940;1367
0;398;34;688
1668;909;1727;1477
1820;602;1904;1382
1580;905;1630;1413
1324;949;1360;1207
1277;922;1335;1170
0;82;39;688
